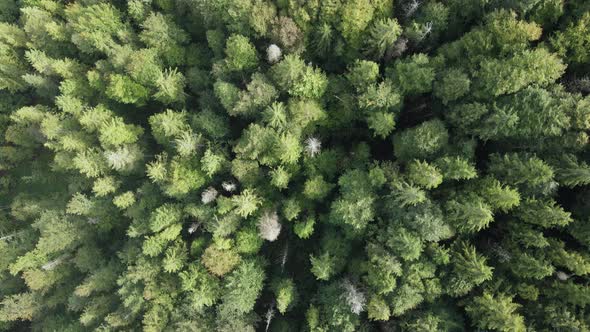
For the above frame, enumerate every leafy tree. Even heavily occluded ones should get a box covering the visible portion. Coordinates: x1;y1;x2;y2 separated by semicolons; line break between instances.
232;73;278;117
358;80;402;113
346;60;379;91
476;177;521;213
232;189;262;218
1;2;589;331
434;156;477;180
271;55;328;99
510;252;554;279
367;295;390;321
202;245;241;277
556;154;590;187
330;169;377;232
446;196;494;234
433;68;470;105
407;160;443;189
516;198;572;228
393;119;449;161
447;243;493;296
365;243;402;295
270;16;303;53
154;69;186;104
106;74;149;105
367;111;396;138
488;153;555;196
339;0;374;51
391;54;436;95
66;3;132;54
220;34;259;75
465;292;525;332
272;278;298;314
551;12;590;65
365;18;402;59
473;48;565;98
218;259;265;315
139;13;188;66
303;175;334;201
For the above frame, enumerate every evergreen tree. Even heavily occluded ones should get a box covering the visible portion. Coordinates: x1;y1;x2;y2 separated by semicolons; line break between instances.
0;2;589;331
465;292;525;332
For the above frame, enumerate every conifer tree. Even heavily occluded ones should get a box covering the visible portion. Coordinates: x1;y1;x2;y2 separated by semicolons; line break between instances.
1;2;589;331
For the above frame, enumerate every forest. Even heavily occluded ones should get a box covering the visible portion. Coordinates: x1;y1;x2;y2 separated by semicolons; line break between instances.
1;0;590;331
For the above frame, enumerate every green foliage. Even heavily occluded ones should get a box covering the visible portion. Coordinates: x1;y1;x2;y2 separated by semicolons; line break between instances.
477;177;521;213
366;18;402;59
201;245;241;277
391;54;436;95
294;217;315;239
271;54;328;99
310;252;336;281
232;189;262;218
223;34;258;73
270;166;290;189
346;60;379;91
488;153;555;195
393;119;449;161
303;175;333;201
66;3;131;54
551;12;590;65
358;80;402;113
219;259;265;315
407;160;443;189
339;0;374;50
113;191;135;209
106;74;149;105
367;111;396;138
435;156;477;180
310;232;350;281
0;2;588;331
516;198;572;228
473;48;565;98
466;292;525;332
434;68;470;104
330;169;376;231
447;243;493;296
272;278;298;313
446;196;494;233
367;295;390;321
154;69;186;104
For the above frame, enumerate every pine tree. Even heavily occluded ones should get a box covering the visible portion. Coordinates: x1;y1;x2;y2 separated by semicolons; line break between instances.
447;243;493;296
465;292;525;332
393;119;449;161
222;34;259;74
391;54;436;95
1;2;589;331
365;18;402;59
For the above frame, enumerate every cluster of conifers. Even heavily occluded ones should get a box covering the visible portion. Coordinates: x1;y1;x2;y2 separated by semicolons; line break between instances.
1;1;590;331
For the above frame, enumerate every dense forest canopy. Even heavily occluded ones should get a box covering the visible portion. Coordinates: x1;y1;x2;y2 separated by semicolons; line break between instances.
1;0;590;331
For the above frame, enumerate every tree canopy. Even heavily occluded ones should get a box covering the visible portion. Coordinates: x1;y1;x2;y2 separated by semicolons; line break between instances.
1;1;590;331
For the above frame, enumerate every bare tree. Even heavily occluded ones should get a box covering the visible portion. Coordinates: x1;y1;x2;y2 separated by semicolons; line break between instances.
280;241;288;272
267;44;282;64
342;279;366;315
187;222;200;234
265;303;275;332
403;0;421;17
201;187;218;204
42;255;68;271
305;137;322;157
419;22;433;41
222;181;237;193
555;271;574;281
259;210;281;241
